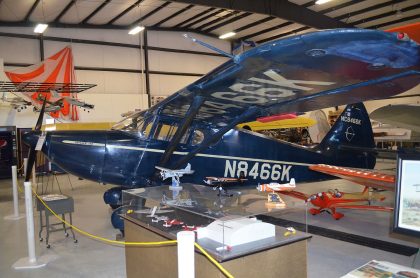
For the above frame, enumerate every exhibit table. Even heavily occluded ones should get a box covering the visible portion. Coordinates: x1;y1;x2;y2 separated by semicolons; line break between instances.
122;184;311;278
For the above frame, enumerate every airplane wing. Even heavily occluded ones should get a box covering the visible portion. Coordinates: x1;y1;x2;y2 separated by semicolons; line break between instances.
309;164;395;191
279;190;309;201
370;105;420;133
150;29;419;129
331;204;393;212
155;166;169;172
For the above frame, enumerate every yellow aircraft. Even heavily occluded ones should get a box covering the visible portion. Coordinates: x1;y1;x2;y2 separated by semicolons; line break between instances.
237;116;316;131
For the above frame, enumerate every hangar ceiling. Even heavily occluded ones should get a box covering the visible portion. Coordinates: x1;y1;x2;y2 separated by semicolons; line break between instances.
0;0;418;44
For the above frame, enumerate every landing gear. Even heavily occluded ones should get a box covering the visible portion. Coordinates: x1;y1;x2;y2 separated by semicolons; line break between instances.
103;187;124;209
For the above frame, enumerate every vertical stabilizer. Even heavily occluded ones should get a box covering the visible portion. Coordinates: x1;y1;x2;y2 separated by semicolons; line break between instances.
317;103;375;169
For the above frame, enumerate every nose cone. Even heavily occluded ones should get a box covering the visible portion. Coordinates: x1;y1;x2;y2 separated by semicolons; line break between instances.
22;131;41;148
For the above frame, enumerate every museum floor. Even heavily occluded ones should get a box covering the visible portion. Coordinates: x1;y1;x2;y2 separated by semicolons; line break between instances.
0;159;419;278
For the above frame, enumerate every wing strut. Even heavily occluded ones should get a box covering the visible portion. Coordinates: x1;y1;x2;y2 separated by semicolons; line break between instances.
173;106;260;169
183;34;235;59
157;96;205;168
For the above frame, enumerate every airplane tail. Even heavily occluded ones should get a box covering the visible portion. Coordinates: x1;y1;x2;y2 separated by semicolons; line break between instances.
185;163;191;171
317;103;375;168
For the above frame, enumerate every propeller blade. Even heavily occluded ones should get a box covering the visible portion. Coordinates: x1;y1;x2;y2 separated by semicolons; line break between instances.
35;99;47;131
25;148;36;182
25;98;47;182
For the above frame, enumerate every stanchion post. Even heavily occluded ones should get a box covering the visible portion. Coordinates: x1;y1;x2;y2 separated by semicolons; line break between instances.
12;181;52;269
4;166;24;220
24;182;36;263
177;231;195;278
23;158;28;177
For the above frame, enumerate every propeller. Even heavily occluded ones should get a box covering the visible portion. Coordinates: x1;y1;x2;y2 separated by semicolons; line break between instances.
24;99;47;182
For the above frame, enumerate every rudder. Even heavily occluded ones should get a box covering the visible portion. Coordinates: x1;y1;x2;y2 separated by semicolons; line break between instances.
318;103;375;153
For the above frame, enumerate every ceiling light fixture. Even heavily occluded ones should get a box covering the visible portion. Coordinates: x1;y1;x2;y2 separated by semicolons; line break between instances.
34;23;48;34
315;0;333;4
219;32;236;39
128;26;145;35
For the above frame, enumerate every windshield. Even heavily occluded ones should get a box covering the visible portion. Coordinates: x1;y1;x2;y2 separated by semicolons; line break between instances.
112;112;153;138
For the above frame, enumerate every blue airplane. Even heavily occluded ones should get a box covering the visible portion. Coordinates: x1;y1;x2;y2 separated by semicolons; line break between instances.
22;29;420;228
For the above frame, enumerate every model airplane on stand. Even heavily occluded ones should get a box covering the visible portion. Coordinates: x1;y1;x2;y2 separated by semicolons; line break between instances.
203;176;247;196
21;28;420;230
155;163;194;188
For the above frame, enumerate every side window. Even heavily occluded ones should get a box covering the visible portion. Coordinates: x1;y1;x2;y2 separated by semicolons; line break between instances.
153;123;178;141
142;122;153;138
192;129;204;146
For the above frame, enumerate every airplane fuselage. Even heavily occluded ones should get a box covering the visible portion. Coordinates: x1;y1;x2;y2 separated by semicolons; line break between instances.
41;127;374;188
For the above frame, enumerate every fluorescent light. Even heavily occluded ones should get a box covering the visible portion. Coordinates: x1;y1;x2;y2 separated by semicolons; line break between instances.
315;0;333;4
128;26;145;35
219;32;236;39
34;23;48;34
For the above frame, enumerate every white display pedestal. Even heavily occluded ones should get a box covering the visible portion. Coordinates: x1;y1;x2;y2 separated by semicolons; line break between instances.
196;217;276;247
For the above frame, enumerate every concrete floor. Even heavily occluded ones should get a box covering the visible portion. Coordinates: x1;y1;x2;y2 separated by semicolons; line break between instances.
0;159;419;277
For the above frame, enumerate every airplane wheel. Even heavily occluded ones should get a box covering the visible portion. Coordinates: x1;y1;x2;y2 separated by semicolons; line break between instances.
332;212;344;220
74;240;78;243
65;233;69;237
39;238;43;242
46;244;51;249
309;208;319;215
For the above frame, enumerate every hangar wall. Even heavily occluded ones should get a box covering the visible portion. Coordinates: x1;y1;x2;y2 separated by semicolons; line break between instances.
0;27;230;127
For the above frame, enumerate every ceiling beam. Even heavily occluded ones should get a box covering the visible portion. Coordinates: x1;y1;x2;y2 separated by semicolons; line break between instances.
153;4;194;27
245;0;366;43
371;14;420;29
131;2;171;26
233;16;275;34
54;0;77;23
182;9;223;29
352;2;420;26
0;21;219;39
107;0;144;25
203;11;252;33
335;0;405;21
173;7;215;28
240;22;293;41
24;0;41;22
169;0;351;29
257;26;309;44
81;0;111;24
194;10;240;31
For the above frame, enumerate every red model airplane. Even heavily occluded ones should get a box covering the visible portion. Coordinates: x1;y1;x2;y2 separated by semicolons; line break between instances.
0;139;7;148
279;164;395;220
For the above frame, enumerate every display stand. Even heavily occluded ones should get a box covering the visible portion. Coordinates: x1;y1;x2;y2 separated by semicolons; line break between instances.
122;184;310;277
36;194;77;248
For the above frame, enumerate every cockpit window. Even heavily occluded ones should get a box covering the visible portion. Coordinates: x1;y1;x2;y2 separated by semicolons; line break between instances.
112;112;153;138
154;123;178;141
192;129;204;145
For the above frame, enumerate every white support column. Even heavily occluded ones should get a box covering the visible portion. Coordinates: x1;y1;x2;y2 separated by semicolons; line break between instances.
31;166;36;187
23;158;28;177
4;166;24;220
12;182;53;269
177;231;195;278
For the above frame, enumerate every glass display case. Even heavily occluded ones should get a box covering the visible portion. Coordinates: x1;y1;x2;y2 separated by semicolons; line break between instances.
122;183;309;262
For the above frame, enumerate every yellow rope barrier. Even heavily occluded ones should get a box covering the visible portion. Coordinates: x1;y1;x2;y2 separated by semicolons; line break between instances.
194;242;234;278
26;184;233;277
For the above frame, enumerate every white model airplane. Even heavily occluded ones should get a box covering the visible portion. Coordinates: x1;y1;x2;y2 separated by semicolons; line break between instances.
155;163;194;188
50;90;95;111
257;178;296;192
134;206;173;217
